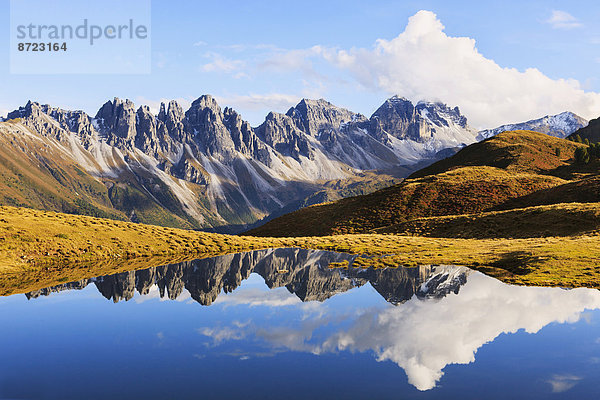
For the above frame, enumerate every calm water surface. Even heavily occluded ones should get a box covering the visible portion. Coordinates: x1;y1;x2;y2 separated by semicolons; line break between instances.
1;248;600;399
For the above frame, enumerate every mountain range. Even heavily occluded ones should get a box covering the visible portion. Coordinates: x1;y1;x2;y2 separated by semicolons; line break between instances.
0;95;587;232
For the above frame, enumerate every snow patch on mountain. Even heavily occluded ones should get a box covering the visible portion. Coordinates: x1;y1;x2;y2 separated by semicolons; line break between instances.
477;111;588;140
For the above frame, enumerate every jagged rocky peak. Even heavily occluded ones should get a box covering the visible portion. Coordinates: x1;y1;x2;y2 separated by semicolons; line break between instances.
417;265;471;299
416;101;468;128
182;95;242;160
370;95;471;141
286;98;365;136
94;97;137;141
160;100;185;142
255;111;312;160
135;105;158;144
181;94;268;161
7;100;43;119
186;94;222;123
372;96;415;119
156;100;184;125
158;102;167;122
370;96;425;141
6;101;95;143
222;106;270;163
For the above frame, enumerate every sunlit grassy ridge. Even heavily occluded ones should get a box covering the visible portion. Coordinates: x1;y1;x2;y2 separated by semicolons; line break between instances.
375;202;600;238
246;166;567;237
410;130;584;178
246;131;599;237
1;205;599;296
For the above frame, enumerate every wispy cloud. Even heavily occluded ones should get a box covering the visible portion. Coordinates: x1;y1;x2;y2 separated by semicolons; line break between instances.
215;93;300;112
258;46;326;79
198;326;246;345
213;287;301;308
546;374;582;393
202;52;247;77
545;10;583;29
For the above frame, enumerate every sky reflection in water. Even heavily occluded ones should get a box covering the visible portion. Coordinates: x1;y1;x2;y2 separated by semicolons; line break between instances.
1;248;600;399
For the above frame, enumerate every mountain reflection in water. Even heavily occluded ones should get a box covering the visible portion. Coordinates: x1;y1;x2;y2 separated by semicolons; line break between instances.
26;248;469;305
20;248;600;392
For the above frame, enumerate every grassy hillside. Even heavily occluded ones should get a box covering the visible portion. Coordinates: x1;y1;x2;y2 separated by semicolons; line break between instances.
1;206;600;295
409;130;584;178
247;131;598;237
0;120;203;229
375;202;600;238
246;166;566;237
497;175;600;210
0;120;126;221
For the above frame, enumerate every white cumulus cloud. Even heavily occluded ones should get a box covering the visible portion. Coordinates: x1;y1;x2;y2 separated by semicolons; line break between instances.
317;10;600;129
252;10;599;129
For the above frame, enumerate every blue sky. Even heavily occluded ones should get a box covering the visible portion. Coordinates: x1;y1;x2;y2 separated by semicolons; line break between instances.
1;0;600;128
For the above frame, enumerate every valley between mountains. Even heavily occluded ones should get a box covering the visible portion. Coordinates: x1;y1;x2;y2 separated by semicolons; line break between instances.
0;95;599;293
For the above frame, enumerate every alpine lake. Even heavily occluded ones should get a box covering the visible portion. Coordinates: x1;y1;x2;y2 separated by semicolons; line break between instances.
1;248;599;399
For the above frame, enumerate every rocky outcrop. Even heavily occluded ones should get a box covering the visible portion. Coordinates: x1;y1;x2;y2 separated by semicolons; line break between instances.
370;96;471;142
286;98;365;137
95;98;137;145
255;112;312;160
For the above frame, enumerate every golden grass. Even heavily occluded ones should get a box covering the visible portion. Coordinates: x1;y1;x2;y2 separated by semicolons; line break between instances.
1;206;600;296
246;166;567;237
375;202;600;238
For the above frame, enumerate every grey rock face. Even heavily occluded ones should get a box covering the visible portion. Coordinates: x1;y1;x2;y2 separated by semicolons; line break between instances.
95;98;137;145
417;265;471;299
370;96;468;142
255;111;312;160
286;98;365;137
185;95;236;159
8;101;99;146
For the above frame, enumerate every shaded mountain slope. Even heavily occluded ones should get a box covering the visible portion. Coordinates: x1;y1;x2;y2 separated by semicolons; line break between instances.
497;175;600;210
568;116;600;143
